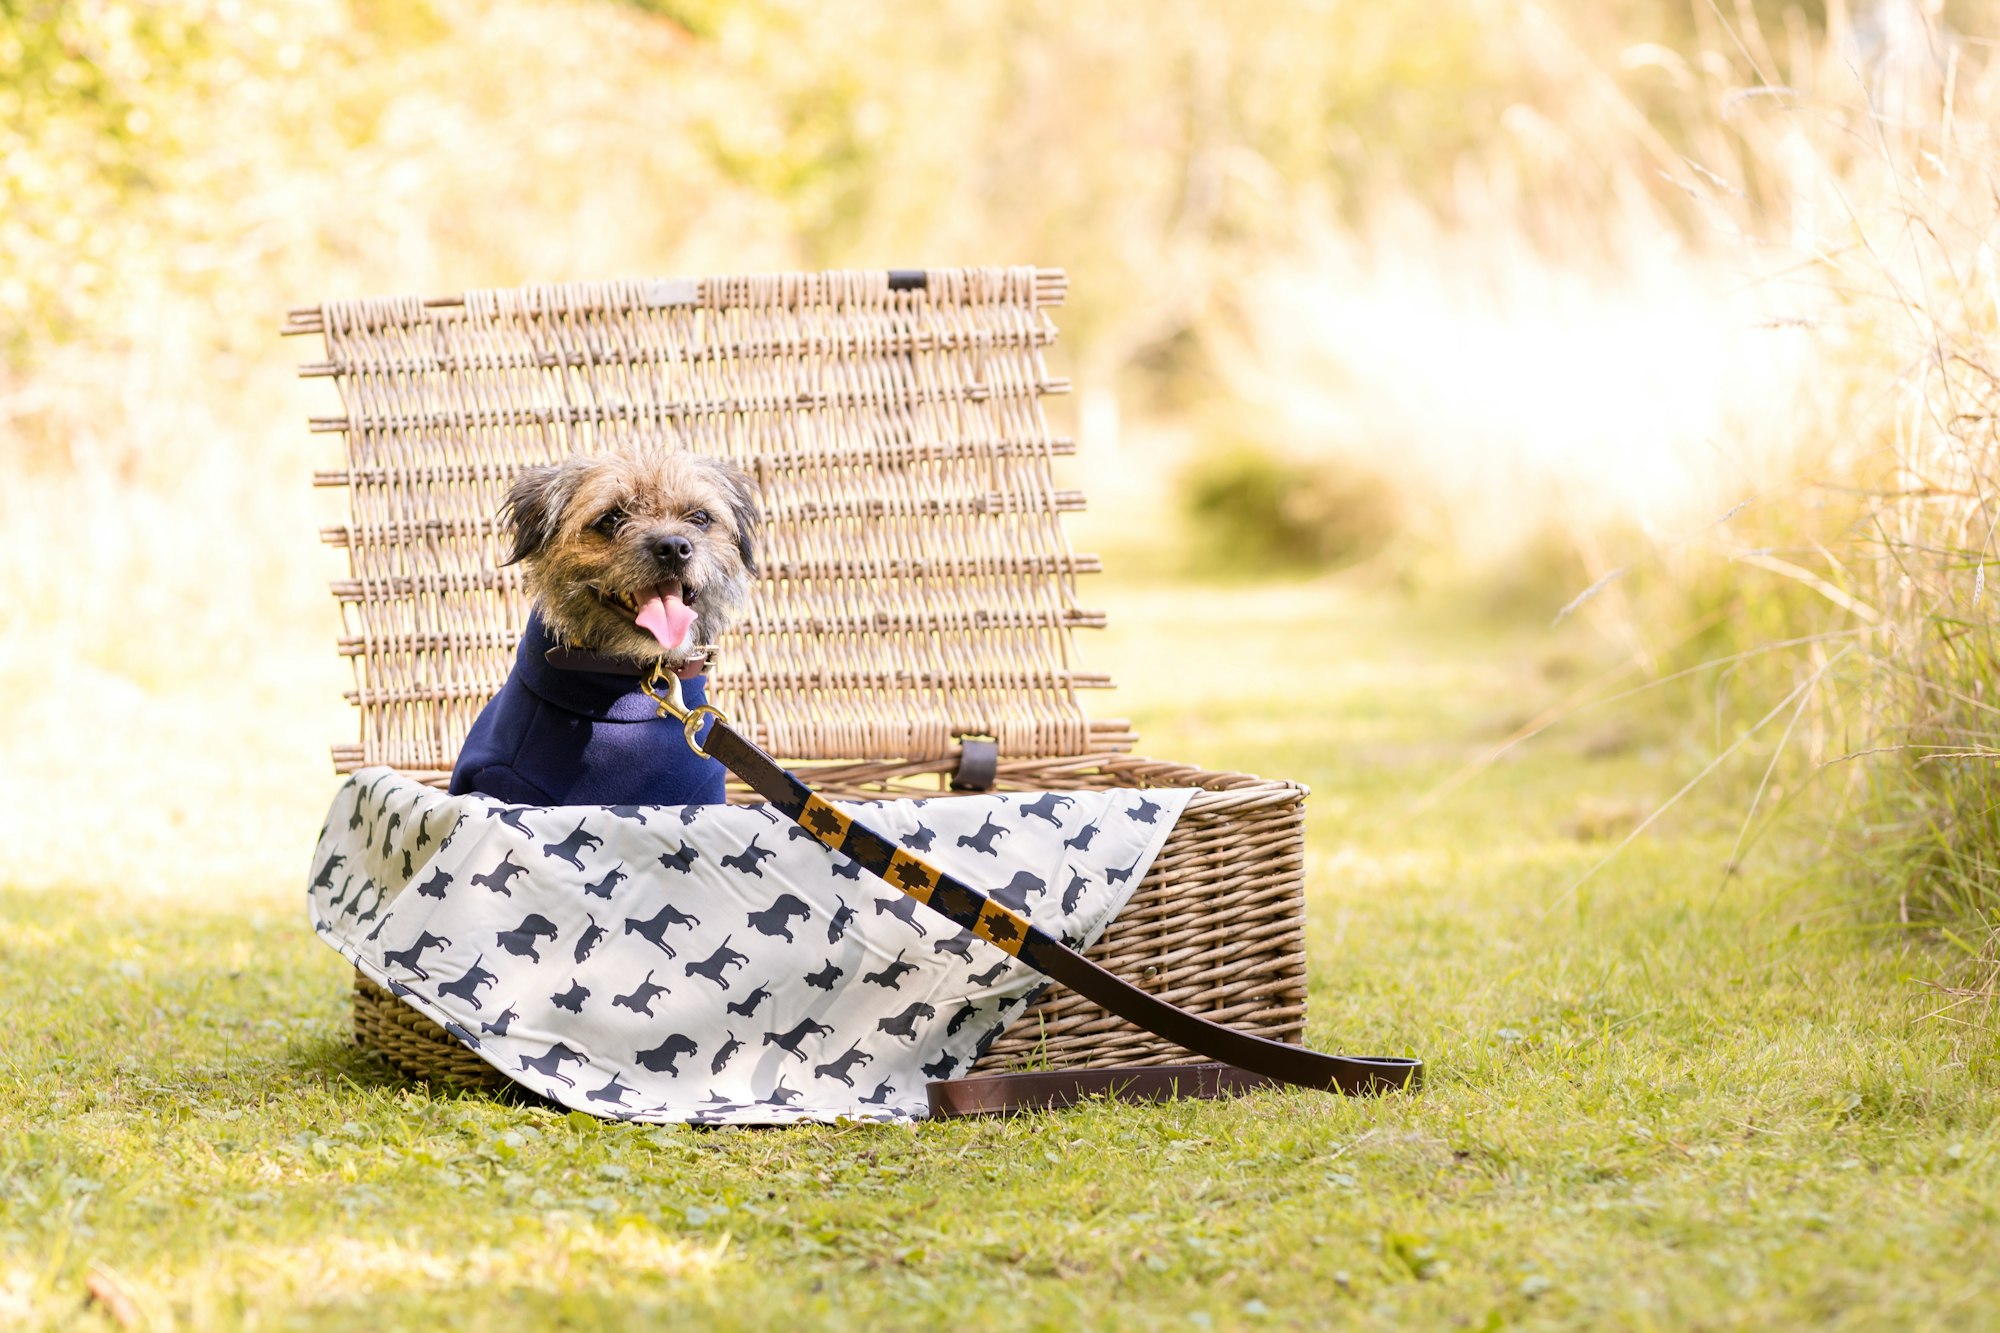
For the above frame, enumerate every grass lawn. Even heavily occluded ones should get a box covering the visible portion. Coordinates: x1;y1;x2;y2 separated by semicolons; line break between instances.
4;577;1997;1330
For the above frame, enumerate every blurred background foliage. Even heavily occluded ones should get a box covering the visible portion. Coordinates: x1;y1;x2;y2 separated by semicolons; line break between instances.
5;0;2000;935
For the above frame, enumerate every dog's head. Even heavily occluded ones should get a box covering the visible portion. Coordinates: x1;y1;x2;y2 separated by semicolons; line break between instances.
501;447;759;664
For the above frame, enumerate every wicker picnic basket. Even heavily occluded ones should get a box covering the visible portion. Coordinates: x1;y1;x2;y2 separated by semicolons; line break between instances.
288;266;1309;1091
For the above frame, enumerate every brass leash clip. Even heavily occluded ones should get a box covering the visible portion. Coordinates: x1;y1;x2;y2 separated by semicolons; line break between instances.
640;661;728;760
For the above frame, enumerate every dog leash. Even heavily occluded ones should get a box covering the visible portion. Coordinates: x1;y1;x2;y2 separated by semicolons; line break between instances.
611;661;1423;1112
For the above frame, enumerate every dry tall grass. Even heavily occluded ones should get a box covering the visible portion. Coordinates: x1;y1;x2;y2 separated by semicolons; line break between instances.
1818;42;2000;929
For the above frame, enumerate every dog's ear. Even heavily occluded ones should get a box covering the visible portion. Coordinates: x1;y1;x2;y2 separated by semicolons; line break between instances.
703;456;762;577
499;462;573;566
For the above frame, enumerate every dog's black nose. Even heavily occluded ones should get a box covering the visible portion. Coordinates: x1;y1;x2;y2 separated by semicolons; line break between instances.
651;534;694;566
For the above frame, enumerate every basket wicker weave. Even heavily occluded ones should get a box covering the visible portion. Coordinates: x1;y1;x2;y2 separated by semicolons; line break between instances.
290;266;1308;1088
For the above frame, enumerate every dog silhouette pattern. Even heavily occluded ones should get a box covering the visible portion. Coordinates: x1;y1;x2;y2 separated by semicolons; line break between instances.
484;806;534;835
381;931;451;981
495;913;561;962
873;894;928;937
635;1032;699;1075
990;870;1045;914
573;914;607;963
519;1041;587;1087
719;836;778;877
587;1073;638;1107
710;1032;743;1074
470;853;529;896
1020;792;1074;825
762;1017;837;1061
956;814;1009;856
826;903;857;943
436;955;498;1008
933;928;976;960
877;1001;937;1040
624;903;700;958
541;819;604;869
311;852;345;890
611;969;669;1016
583;864;627;898
745;893;813;942
862;949;919;990
724;982;772;1018
812;1043;874;1086
684;936;749;988
310;768;1192;1124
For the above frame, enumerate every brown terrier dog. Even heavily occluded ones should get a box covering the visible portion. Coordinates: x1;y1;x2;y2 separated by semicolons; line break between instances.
447;446;760;807
504;446;760;667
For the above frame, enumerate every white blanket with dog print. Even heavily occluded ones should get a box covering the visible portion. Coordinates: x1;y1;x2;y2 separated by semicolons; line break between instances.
308;769;1192;1124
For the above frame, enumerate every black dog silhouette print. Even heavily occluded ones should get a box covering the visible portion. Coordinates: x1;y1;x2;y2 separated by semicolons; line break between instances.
540;818;604;869
710;1032;742;1074
381;931;451;981
719;836;777;877
1020;792;1074;825
495;913;561;962
624;904;700;958
612;969;669;1017
437;954;499;1008
635;1033;699;1075
762;1017;836;1062
583;864;627;899
684;936;748;988
657;842;700;873
872;894;928;937
745;893;813;942
876;1000;936;1039
862;949;919;990
483;805;534;835
470;853;529;896
826;903;857;943
724;983;772;1018
956;814;1008;856
812;1043;874;1086
573;914;607;963
518;1041;587;1087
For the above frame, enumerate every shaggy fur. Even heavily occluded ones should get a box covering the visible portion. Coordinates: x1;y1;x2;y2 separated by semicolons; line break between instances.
503;446;760;666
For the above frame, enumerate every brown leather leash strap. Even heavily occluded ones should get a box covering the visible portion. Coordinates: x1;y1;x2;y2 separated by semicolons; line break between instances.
644;683;1423;1107
927;1063;1279;1118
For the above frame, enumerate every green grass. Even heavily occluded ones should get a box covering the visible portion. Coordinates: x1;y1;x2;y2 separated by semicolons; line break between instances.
5;579;1999;1330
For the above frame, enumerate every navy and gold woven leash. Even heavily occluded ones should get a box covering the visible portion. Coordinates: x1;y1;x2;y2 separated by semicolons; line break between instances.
641;667;1423;1103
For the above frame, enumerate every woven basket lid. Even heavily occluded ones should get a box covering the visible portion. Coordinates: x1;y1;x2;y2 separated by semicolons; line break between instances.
289;265;1129;776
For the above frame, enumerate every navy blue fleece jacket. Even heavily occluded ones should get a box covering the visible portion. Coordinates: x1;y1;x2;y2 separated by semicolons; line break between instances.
448;611;727;807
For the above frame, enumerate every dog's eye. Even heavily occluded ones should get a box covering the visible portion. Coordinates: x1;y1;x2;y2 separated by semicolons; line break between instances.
688;510;712;529
591;510;624;536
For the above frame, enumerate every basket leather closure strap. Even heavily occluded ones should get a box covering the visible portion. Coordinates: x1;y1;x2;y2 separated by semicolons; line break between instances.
638;668;1424;1109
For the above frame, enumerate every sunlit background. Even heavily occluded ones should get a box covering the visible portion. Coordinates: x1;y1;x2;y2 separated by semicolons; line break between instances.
3;0;1994;911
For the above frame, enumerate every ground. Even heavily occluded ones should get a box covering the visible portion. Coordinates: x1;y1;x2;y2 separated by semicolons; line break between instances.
3;577;1997;1330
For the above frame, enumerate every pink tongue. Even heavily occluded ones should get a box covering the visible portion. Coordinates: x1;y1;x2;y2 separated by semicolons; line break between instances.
634;592;697;650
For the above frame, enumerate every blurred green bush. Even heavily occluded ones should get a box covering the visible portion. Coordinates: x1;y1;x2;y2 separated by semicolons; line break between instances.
1180;442;1398;574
